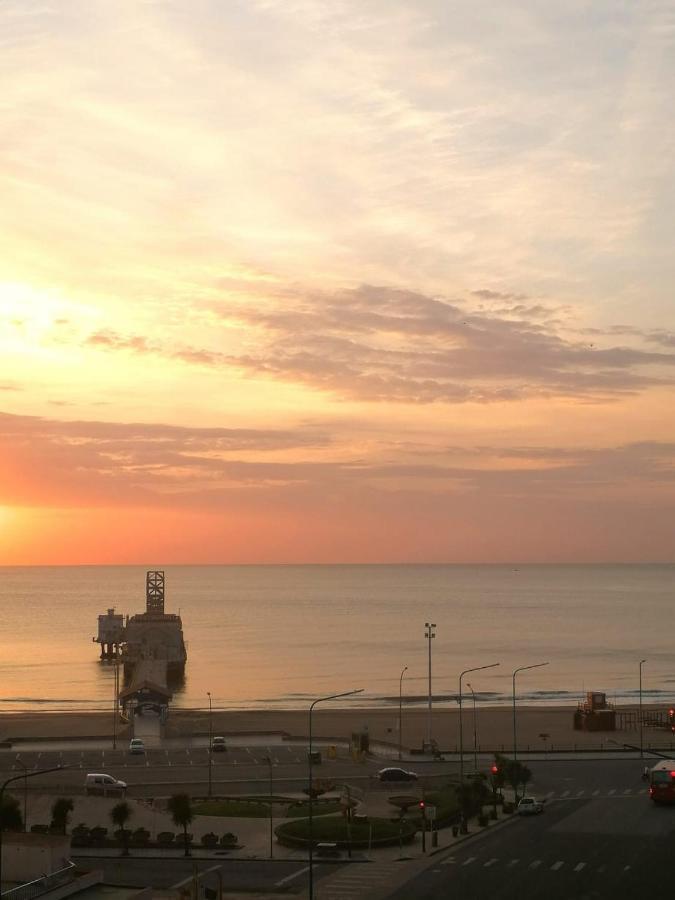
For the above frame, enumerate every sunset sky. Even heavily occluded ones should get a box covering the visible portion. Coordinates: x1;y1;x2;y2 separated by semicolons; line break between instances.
2;0;674;564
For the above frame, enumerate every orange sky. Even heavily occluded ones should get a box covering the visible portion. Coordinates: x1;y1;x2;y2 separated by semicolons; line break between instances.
1;1;674;564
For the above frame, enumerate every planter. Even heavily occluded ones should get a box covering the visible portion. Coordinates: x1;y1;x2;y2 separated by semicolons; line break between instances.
201;832;218;849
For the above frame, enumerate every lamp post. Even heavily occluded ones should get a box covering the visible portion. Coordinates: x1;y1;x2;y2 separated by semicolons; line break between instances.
207;692;213;799
14;760;28;833
639;659;647;759
467;683;478;772
112;647;119;751
0;767;66;890
424;623;436;749
512;663;549;762
398;666;408;761
308;689;363;900
264;755;274;858
459;665;499;791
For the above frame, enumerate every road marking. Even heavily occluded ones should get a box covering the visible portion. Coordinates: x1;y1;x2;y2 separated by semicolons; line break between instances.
592;789;600;796
274;866;310;887
624;865;631;872
484;858;498;867
608;789;616;795
545;791;555;798
462;857;476;866
576;789;584;797
529;861;541;870
574;862;586;872
561;790;570;797
432;868;442;873
597;865;606;873
441;857;455;865
623;789;632;795
551;861;564;871
507;859;519;867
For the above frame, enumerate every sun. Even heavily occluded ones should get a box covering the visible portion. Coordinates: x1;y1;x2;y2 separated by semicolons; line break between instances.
0;281;72;354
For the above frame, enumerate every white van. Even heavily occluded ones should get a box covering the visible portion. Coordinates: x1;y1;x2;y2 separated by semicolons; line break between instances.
85;773;127;796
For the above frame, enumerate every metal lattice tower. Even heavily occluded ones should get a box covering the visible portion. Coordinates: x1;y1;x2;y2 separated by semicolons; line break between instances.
146;570;165;615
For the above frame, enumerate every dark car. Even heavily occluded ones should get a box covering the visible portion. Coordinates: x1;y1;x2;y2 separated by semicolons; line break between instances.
377;767;418;782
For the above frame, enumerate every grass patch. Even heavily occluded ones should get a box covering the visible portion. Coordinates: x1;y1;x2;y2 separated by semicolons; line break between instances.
276;815;417;848
285;800;342;818
194;796;343;819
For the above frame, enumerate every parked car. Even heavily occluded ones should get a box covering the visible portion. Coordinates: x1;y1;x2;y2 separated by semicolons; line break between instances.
211;736;227;752
128;738;145;755
377;767;419;782
517;797;544;815
85;773;127;796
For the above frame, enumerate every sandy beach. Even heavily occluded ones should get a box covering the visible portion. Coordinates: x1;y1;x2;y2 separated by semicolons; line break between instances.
1;704;671;753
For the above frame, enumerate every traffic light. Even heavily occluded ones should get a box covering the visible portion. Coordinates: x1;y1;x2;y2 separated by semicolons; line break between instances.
491;764;499;775
419;800;426;814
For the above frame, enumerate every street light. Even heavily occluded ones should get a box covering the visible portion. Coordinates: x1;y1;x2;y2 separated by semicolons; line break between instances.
424;623;436;748
308;689;363;900
639;659;647;759
264;755;274;859
112;647;120;751
207;692;213;798
398;666;408;760
15;760;28;833
466;683;478;772
512;663;549;762
0;767;67;890
459;664;499;790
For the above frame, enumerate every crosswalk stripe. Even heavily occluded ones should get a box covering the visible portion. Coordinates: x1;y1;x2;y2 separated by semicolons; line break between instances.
592;789;600;796
441;857;456;866
624;789;632;795
529;860;541;869
576;789;584;796
462;857;476;866
608;789;616;795
574;862;586;872
546;791;555;798
624;865;631;872
597;865;606;873
507;859;520;867
484;858;498;867
561;790;570;797
551;861;564;871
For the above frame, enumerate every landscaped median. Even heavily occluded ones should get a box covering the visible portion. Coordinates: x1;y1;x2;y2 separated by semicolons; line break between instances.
193;797;342;818
274;815;418;849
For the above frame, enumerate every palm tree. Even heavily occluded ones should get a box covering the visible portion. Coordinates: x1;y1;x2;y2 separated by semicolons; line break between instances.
167;793;193;857
110;801;133;856
50;798;74;835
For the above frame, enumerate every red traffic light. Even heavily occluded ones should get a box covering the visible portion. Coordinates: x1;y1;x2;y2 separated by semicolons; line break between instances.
491;765;499;774
670;708;675;717
419;800;425;809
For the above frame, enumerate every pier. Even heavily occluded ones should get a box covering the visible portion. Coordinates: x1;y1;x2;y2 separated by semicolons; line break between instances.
94;570;187;740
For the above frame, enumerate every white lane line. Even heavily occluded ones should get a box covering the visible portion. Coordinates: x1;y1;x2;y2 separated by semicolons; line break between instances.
608;789;616;796
484;858;498;868
507;859;520;867
592;789;600;796
574;862;586;872
275;866;310;887
561;790;570;798
462;857;476;866
551;861;564;871
529;861;542;870
441;857;456;866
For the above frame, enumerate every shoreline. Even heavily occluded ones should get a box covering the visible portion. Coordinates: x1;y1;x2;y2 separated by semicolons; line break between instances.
2;704;673;752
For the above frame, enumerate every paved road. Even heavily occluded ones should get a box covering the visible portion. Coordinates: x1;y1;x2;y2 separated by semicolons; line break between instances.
0;744;451;797
73;856;343;893
387;791;675;899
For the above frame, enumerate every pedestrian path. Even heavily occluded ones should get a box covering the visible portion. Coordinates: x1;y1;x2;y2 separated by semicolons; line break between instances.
312;862;405;900
540;786;646;800
438;855;632;874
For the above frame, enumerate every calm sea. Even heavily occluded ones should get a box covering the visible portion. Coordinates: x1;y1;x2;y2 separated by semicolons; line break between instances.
0;565;673;712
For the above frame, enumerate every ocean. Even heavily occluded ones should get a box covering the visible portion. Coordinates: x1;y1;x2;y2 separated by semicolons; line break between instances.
0;564;672;712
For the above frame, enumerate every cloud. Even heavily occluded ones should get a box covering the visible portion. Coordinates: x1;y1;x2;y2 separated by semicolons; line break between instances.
83;284;675;404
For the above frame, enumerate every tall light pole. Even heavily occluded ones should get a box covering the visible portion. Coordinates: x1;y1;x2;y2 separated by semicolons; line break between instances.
308;689;363;900
425;623;436;749
264;755;274;858
459;664;499;788
398;666;408;761
467;683;478;772
0;767;67;889
512;662;549;762
15;760;28;832
639;659;647;759
207;692;213;799
112;647;119;751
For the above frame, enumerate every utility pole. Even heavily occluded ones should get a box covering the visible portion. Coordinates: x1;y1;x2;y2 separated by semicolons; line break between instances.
424;623;436;749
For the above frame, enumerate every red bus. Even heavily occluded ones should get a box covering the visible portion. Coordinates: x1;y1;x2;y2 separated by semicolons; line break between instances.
649;760;675;804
